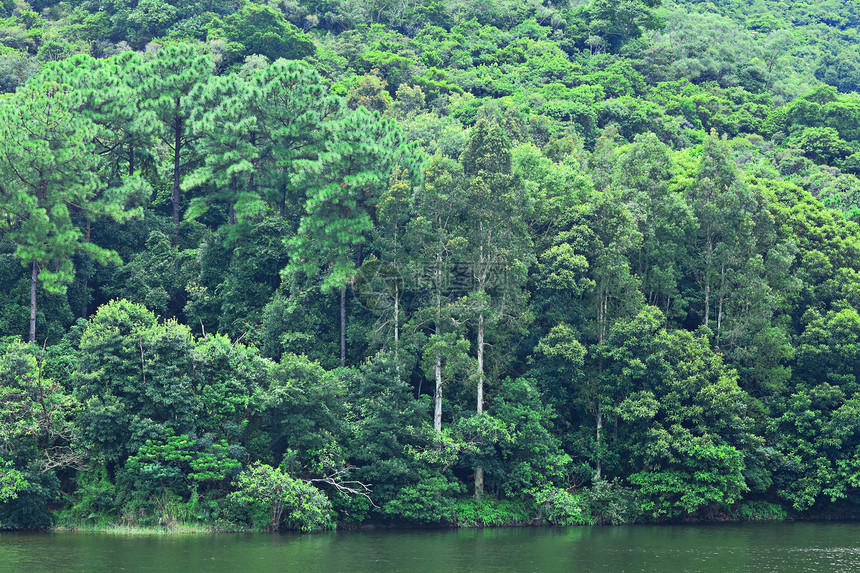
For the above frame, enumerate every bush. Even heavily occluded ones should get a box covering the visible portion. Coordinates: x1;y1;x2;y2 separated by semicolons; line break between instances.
582;478;644;525
729;501;788;521
531;487;592;526
451;498;532;527
228;463;334;532
382;476;462;525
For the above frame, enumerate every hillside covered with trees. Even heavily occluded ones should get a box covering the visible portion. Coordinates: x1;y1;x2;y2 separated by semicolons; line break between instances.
3;0;860;531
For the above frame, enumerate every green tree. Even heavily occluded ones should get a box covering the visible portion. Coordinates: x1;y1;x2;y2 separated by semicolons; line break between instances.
229;462;333;532
134;44;213;244
0;82;133;343
73;300;197;462
581;0;663;53
219;4;315;65
286;107;421;366
0;338;80;527
407;155;471;433
615;133;693;319
605;307;754;519
185;59;339;231
458;119;533;498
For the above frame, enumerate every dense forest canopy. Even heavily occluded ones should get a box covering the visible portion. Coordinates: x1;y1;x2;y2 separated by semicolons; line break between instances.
3;0;860;531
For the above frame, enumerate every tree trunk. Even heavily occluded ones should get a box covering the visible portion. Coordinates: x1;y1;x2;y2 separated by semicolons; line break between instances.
340;287;346;367
594;290;609;479
704;232;712;327
596;405;603;479
475;313;485;499
248;133;256;196
717;262;726;347
128;145;135;177
434;253;443;433
29;261;37;344
280;184;287;218
477;314;485;414
394;281;401;380
172;122;182;246
434;353;442;433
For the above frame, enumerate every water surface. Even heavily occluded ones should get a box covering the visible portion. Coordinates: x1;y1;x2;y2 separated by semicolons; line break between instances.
2;522;859;572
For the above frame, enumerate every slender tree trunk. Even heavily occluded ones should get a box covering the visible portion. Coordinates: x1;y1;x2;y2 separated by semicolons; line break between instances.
393;226;400;379
248;134;256;196
29;261;37;344
394;281;400;380
82;220;92;318
340;287;346;367
717;262;726;347
596;406;603;479
434;353;442;433
477;313;484;414
172;122;182;246
128;145;135;177
474;467;484;500
704;283;710;327
434;256;443;433
280;184;287;218
596;323;605;479
475;312;485;499
704;232;712;327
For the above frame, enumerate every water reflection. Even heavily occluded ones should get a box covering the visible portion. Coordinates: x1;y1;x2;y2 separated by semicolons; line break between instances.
3;523;860;572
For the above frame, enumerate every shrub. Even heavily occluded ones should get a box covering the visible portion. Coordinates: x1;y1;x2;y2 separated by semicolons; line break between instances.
729;501;788;521
228;463;334;532
531;486;592;526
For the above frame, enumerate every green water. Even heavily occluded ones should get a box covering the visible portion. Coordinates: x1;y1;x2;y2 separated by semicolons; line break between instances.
2;523;859;572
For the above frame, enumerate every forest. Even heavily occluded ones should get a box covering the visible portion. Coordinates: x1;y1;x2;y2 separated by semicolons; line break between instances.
3;0;860;531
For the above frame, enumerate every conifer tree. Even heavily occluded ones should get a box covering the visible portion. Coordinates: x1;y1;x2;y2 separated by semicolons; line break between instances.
134;44;213;244
286;107;421;366
36;52;152;180
186;60;339;233
0;83;135;342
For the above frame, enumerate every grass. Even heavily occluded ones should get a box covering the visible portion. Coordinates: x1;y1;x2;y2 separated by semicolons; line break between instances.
53;520;249;535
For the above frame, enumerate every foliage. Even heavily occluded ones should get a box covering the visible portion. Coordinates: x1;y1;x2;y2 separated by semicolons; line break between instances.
4;0;860;533
228;462;334;532
728;501;788;521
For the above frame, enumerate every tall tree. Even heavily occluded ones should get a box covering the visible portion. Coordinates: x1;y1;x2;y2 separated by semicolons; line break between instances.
286;107;421;366
408;156;470;433
458;119;533;498
134;44;213;244
535;181;642;479
35;52;152;181
0;82;134;342
615;133;693;319
185;59;339;232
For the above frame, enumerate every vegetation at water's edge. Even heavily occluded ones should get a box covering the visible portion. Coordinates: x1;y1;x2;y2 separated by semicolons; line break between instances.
5;0;860;532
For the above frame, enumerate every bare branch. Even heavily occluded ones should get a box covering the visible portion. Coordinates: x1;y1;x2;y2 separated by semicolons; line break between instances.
307;466;378;508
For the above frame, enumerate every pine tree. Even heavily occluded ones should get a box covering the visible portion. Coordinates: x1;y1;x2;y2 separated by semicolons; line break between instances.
134;44;213;244
0;82;134;342
37;52;153;180
185;60;339;233
286;107;421;366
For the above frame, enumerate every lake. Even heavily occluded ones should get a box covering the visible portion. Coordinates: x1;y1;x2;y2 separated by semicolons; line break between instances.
2;522;860;572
